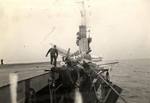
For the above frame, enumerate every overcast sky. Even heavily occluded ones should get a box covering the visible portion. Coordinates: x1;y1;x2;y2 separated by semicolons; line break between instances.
0;0;150;63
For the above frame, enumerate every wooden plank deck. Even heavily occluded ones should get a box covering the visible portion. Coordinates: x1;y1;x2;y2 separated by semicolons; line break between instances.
0;62;53;103
0;62;52;87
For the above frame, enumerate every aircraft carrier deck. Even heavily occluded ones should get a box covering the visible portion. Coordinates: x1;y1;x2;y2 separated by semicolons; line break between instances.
0;62;52;103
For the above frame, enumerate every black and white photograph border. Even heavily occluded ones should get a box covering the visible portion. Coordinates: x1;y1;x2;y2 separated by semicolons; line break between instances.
0;0;150;103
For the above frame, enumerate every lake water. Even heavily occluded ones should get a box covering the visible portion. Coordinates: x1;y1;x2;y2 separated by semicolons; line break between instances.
110;59;150;103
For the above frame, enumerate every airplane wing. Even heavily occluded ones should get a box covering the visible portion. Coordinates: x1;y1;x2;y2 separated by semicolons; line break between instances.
97;61;119;66
70;50;80;57
49;43;75;58
49;43;68;56
90;55;103;62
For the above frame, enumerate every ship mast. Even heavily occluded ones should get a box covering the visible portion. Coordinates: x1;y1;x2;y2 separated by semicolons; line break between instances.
76;1;92;59
80;1;86;26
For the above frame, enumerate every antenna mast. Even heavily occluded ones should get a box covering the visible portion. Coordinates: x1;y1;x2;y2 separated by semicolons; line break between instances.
76;0;92;57
80;1;86;26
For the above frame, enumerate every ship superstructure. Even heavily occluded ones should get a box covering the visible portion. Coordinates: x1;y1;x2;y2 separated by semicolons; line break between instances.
46;2;127;103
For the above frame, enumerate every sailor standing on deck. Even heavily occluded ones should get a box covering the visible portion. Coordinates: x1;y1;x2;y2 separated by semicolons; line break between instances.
46;45;58;67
